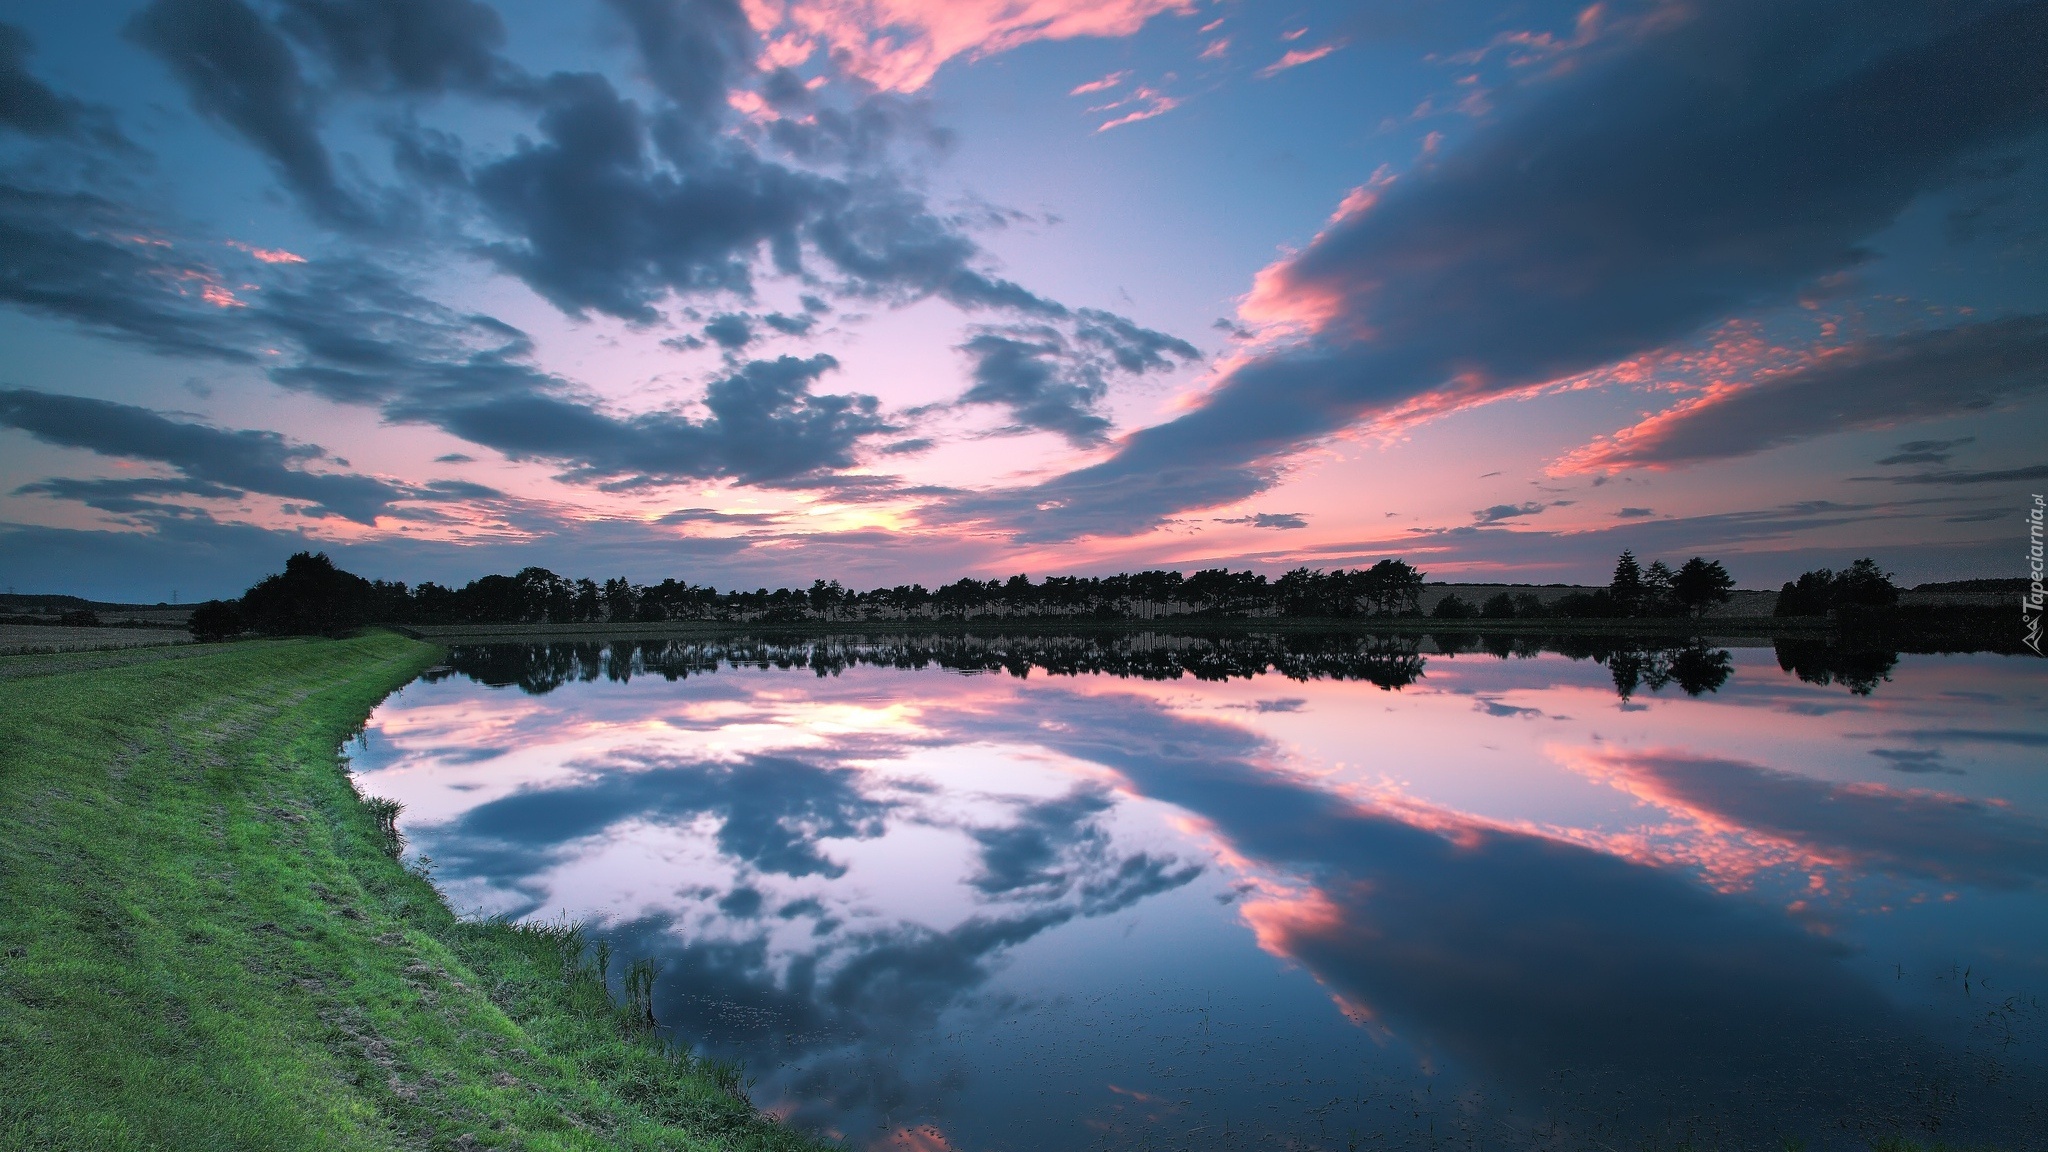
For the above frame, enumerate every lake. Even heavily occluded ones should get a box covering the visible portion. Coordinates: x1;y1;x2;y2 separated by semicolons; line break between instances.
350;632;2048;1150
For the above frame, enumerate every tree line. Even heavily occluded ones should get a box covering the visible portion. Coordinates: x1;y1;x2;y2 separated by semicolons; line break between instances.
184;548;1901;643
191;553;1430;639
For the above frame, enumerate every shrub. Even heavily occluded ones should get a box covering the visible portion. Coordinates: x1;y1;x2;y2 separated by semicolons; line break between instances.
187;600;244;643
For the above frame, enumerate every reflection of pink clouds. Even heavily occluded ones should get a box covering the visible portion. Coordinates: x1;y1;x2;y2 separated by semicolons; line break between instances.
876;1124;957;1151
742;0;1193;93
1557;744;2048;891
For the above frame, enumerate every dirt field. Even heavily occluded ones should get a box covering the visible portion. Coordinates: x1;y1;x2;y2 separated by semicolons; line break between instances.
0;625;192;656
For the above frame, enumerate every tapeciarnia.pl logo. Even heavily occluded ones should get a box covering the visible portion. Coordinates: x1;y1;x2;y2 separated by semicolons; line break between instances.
2027;493;2044;656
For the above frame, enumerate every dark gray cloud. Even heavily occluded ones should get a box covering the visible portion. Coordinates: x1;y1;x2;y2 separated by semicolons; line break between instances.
760;310;815;336
12;476;245;515
1860;463;2048;485
0;184;253;361
1576;316;2048;470
126;0;368;228
957;330;1111;445
601;0;752;140
420;354;893;486
0;387;402;523
954;1;2048;540
1877;436;1975;466
1616;506;1656;518
1218;511;1307;529
1473;501;1546;525
956;312;1198;445
472;70;826;321
276;0;514;95
0;22;84;137
703;311;753;349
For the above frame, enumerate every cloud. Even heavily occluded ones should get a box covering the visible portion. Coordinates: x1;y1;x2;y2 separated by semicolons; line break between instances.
1094;86;1179;132
1616;506;1655;518
1069;70;1128;96
703;312;755;349
470;70;825;321
0;185;258;360
741;0;1195;94
0;387;403;523
0;22;86;137
1877;436;1975;466
600;0;754;145
276;0;515;95
1857;463;2048;486
956;311;1197;445
1473;501;1546;525
956;2;2048;540
127;0;369;229
420;354;895;486
1255;40;1342;79
1559;316;2048;472
761;310;816;335
1218;512;1307;529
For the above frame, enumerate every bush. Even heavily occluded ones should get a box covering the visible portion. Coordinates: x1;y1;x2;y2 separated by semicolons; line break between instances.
1552;590;1618;618
57;609;101;627
238;552;380;637
1774;558;1898;617
1481;593;1518;620
1431;593;1475;620
187;600;245;643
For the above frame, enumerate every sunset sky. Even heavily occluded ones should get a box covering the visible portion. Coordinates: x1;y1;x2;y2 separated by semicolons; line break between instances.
2;0;2044;601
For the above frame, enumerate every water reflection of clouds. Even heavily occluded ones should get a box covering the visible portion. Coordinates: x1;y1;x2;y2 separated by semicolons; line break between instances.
1563;746;2048;891
360;648;2048;1148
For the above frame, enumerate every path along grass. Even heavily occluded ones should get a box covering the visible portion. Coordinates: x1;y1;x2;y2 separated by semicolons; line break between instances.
0;632;828;1152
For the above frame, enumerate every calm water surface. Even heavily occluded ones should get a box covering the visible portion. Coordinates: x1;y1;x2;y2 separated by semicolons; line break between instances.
352;634;2048;1150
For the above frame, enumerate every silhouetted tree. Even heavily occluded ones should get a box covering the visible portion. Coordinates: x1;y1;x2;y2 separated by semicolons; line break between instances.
1609;550;1645;615
1432;593;1475;620
1774;558;1898;618
1672;557;1734;618
239;552;379;636
1481;592;1518;620
187;600;243;642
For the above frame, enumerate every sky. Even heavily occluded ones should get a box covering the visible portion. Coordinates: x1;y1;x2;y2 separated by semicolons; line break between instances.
1;0;2044;601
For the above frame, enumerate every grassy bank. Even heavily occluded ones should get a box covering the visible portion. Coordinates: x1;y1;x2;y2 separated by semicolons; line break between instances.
0;632;828;1152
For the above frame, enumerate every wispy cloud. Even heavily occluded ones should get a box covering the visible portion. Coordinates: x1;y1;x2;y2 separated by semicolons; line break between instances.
1069;69;1129;96
1257;40;1342;79
1096;86;1181;131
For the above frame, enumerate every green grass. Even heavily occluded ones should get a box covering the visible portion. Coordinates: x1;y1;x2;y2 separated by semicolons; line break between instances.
0;632;831;1152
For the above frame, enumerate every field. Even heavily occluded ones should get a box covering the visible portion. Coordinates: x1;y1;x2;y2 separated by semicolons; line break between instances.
0;632;829;1152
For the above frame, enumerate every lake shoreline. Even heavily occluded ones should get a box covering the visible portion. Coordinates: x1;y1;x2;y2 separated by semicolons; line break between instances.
0;632;830;1152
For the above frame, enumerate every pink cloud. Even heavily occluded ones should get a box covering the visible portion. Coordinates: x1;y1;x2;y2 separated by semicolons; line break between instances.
1069;69;1130;96
743;0;1196;93
226;239;307;265
1256;40;1343;79
1198;37;1229;61
1096;86;1181;132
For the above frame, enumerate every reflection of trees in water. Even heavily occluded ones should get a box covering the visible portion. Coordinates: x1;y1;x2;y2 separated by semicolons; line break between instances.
429;631;1907;701
1773;639;1900;696
433;632;1432;694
